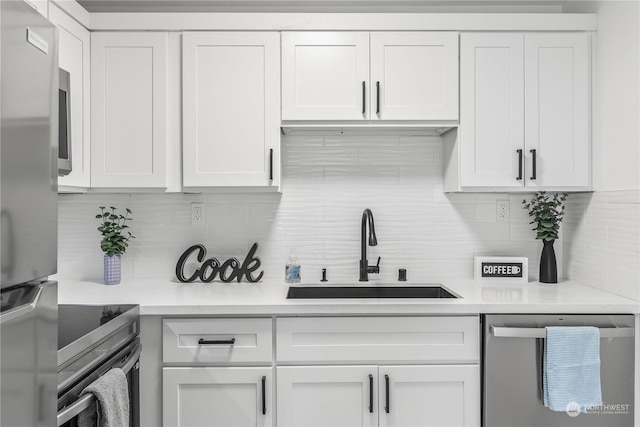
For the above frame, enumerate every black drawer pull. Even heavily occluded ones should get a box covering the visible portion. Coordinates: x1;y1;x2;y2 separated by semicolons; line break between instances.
198;338;236;345
516;149;523;180
262;376;267;415
362;81;366;115
369;374;374;413
269;148;273;181
376;81;380;115
530;149;537;180
385;374;390;414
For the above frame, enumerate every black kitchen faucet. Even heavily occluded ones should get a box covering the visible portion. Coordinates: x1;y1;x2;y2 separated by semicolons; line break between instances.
359;208;380;281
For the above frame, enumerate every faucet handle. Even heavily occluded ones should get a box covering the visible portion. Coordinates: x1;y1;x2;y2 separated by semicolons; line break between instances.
368;257;381;274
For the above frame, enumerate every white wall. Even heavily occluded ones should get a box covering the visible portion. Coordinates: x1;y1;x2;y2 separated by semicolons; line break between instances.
593;1;640;190
561;0;640;301
567;0;640;190
563;191;639;300
57;134;553;284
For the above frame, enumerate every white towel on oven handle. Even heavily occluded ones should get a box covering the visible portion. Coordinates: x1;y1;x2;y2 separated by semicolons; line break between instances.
77;367;129;427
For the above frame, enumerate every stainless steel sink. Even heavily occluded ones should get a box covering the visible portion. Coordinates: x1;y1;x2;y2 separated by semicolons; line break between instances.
286;284;458;299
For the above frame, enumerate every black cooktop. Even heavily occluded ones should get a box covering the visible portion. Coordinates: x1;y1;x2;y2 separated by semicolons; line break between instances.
58;304;137;350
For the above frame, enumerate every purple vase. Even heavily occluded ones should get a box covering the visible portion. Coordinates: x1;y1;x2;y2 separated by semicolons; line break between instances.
104;254;121;285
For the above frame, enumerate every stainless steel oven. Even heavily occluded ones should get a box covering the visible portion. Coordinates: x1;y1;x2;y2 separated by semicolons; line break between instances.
56;305;140;426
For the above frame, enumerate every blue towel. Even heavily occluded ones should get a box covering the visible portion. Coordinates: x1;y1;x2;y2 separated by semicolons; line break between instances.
543;326;602;413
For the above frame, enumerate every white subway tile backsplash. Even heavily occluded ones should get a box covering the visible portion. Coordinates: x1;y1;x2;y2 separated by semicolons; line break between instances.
59;134;638;297
287;145;360;166
563;189;640;300
475;203;498;222
324;134;399;147
358;146;434;166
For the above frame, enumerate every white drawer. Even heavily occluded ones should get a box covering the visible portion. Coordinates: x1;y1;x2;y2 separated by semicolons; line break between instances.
277;316;479;364
163;318;273;364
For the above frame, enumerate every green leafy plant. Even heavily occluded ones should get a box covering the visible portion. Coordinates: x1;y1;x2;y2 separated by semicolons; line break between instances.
522;192;568;241
96;206;135;256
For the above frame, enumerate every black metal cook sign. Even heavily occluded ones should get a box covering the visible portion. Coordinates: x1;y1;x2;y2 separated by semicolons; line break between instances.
481;262;524;278
176;243;263;283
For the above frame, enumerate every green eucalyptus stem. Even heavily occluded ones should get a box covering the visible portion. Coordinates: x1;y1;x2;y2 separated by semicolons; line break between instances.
95;206;136;256
522;192;568;242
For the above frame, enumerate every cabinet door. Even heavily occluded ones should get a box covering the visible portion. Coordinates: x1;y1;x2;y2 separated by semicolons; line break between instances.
370;32;459;121
49;4;91;190
379;365;480;427
459;33;524;188
277;366;377;427
282;32;370;120
182;32;280;188
524;33;590;189
163;367;273;427
23;0;47;18
91;32;168;188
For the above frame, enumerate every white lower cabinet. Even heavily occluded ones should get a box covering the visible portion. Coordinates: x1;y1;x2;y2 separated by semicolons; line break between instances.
277;365;479;427
379;365;479;427
163;367;273;427
277;366;377;427
276;316;480;427
162;318;274;427
160;316;479;426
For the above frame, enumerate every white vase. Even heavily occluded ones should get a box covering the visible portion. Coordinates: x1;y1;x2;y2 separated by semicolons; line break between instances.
104;254;121;285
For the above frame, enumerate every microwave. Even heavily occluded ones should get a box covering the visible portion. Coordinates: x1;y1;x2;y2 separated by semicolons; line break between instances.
58;67;71;176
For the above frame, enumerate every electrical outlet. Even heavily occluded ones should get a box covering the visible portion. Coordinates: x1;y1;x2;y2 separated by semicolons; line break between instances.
497;200;510;222
191;203;205;225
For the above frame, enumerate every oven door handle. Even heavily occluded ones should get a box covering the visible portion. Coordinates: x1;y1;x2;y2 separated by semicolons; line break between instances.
121;342;142;373
56;343;141;426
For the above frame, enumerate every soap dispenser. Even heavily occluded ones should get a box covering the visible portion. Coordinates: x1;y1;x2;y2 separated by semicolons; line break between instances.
285;253;301;283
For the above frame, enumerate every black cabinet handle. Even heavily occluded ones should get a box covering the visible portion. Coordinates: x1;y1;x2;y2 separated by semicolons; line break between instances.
530;149;537;180
369;374;373;413
362;81;366;115
261;376;266;415
385;374;390;414
516;149;523;180
376;81;380;115
269;149;273;181
198;338;236;345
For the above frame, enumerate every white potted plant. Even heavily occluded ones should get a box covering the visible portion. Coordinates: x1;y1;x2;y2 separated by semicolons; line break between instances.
96;206;135;285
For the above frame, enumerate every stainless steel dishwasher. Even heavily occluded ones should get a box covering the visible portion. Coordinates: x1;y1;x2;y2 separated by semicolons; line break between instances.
483;314;634;427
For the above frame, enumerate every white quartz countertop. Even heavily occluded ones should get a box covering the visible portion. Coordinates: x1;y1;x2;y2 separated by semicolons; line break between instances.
57;279;640;315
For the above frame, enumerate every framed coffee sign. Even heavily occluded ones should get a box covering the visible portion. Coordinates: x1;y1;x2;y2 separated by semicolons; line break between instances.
474;256;528;283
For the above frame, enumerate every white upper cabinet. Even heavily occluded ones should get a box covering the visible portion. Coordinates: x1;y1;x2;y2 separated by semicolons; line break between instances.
23;0;47;18
91;32;168;188
282;32;459;122
460;33;525;189
49;4;91;190
524;33;590;189
456;32;590;191
281;32;370;121
182;32;280;188
370;32;459;121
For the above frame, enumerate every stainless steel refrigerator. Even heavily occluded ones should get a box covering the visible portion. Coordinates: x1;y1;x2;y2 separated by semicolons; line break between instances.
1;1;58;426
